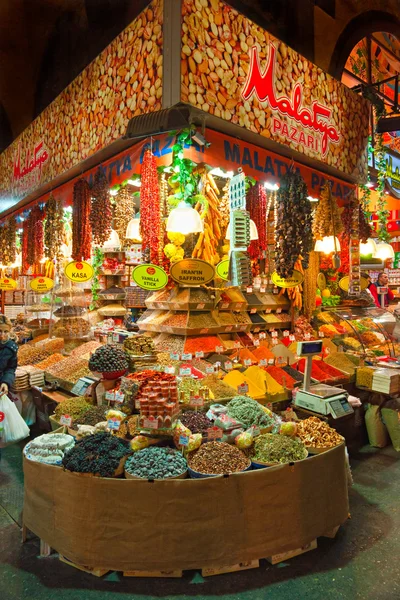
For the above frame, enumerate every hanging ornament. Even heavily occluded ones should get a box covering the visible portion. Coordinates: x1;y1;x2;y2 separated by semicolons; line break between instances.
44;193;64;261
114;186;135;248
90;170;112;246
246;182;267;261
72;179;92;260
140;149;163;265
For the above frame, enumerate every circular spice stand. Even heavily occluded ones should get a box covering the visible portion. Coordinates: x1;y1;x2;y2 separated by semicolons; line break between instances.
251;450;308;469
125;470;187;480
187;462;251;479
305;441;345;455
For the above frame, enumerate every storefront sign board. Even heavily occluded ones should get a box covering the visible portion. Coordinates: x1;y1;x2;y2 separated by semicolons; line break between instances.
132;264;168;291
64;261;94;283
271;270;304;288
0;278;17;290
170;259;215;285
30;277;54;292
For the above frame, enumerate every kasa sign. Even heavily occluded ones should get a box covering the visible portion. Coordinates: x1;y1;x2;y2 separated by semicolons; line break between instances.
242;44;340;157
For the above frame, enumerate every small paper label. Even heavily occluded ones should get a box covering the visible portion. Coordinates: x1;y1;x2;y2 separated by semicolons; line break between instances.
196;303;206;309
107;418;120;430
271;331;278;338
254;327;260;333
135;399;141;409
258;359;267;366
234;303;242;310
260;287;266;293
250;308;257;314
60;415;72;426
234;341;241;349
240;325;247;331
283;330;290;337
207;427;223;440
181;353;193;361
265;308;272;314
105;391;115;401
170;353;180;361
238;382;249;393
272;338;279;346
200;328;209;334
195;351;204;358
216;346;224;353
244;359;252;366
289;334;296;342
305;333;311;340
221;302;230;309
224;326;233;332
114;391;125;403
214;361;221;368
190;396;204;407
165;366;175;374
254;339;260;346
246;287;253;293
179;367;191;376
276;308;282;314
268;358;275;365
259;332;266;339
206;366;215;374
318;331;325;338
143;418;158;430
225;361;233;371
179;435;190;446
113;333;120;342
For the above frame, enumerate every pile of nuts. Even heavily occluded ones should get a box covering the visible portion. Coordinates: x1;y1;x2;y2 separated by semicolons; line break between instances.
124;335;155;356
188;441;250;475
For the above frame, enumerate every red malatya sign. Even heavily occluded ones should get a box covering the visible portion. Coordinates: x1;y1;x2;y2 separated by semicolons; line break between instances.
242;44;340;157
13;141;49;189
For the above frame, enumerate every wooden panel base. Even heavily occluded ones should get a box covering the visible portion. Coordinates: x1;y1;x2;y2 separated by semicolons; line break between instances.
123;569;183;578
266;539;317;565
202;559;259;577
59;555;109;577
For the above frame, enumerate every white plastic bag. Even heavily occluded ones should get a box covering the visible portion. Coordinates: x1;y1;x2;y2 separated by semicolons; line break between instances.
0;393;30;447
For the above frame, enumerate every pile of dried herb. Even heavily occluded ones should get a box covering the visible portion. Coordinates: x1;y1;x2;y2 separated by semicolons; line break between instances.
227;396;275;429
62;432;131;477
252;433;307;464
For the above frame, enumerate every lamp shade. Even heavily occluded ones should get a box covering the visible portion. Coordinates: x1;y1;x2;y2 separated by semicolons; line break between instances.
314;236;341;254
360;238;377;256
374;241;394;260
226;219;258;241
166;202;204;234
103;229;121;249
126;218;142;242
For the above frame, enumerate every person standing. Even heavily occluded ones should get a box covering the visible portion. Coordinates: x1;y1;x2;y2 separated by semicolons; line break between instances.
0;315;18;461
368;273;394;308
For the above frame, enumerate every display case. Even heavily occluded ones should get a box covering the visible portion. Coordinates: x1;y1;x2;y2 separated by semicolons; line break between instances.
24;291;52;331
314;307;396;358
49;283;91;349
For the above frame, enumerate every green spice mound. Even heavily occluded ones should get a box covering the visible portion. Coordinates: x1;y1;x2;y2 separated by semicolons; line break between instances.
62;432;131;477
54;396;92;421
71;406;107;429
253;433;307;465
188;441;250;475
125;447;187;479
227;396;275;429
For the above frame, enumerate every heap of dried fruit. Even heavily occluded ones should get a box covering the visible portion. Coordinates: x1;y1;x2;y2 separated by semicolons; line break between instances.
90;170;112;246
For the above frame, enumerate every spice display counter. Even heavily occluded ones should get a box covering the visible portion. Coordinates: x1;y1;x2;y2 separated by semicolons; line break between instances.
23;443;348;574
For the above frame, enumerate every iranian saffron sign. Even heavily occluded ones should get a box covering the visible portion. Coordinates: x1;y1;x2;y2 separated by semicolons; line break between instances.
181;0;369;179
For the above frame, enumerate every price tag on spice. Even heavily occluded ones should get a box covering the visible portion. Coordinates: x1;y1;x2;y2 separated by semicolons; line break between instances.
237;382;249;394
225;361;233;371
107;418;120;430
265;308;272;314
240;325;247;331
143;418;158;430
195;351;204;358
179;435;190;446
259;332;266;339
271;330;278;338
283;330;290;337
225;326;233;332
135;399;141;409
207;427;223;440
165;366;175;374
305;333;311;340
254;339;260;346
254;328;260;334
60;415;72;427
200;328;209;334
289;334;296;342
215;345;224;353
276;308;282;314
181;353;193;361
277;356;286;366
114;391;125;403
221;302;230;309
268;358;275;365
170;353;180;361
259;359;267;366
244;359;252;366
105;391;115;401
196;303;205;310
272;338;279;346
250;308;257;314
234;342;241;349
206;366;215;374
190;396;204;407
179;367;191;376
318;331;325;338
214;361;221;369
260;287;266;293
234;303;242;310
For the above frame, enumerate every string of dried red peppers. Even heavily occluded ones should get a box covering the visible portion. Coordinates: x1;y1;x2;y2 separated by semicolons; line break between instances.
72;179;92;261
140;149;163;265
90;170;112;246
25;206;44;268
247;182;267;261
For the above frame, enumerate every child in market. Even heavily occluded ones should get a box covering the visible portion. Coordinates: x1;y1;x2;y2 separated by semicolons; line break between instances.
0;315;18;461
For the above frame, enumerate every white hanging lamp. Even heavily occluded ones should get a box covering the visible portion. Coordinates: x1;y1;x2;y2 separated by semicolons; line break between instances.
166;201;204;235
374;241;394;260
126;213;142;242
314;236;341;254
103;229;121;249
360;238;377;256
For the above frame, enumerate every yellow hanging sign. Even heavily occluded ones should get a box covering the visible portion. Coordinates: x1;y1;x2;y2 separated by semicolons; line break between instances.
339;275;369;292
64;261;94;283
170;259;215;285
30;277;54;292
216;259;230;281
0;277;17;290
132;264;168;291
271;270;304;288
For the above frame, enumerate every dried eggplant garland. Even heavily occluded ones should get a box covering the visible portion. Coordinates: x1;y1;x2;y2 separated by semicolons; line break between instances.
25;206;44;268
72;179;92;261
312;181;343;240
0;216;17;266
44;193;64;261
275;170;313;278
90;170;112;246
114;186;135;247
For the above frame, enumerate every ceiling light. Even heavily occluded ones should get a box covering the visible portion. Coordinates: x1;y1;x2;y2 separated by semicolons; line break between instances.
264;182;279;191
166;202;204;234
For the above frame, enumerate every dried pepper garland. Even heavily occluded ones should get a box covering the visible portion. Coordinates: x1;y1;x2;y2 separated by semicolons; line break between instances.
90;170;112;246
44;194;64;260
25;206;44;268
22;219;29;273
247;182;267;260
275;170;313;278
72;179;92;261
0;216;17;266
140;149;163;265
313;182;343;240
114;187;135;248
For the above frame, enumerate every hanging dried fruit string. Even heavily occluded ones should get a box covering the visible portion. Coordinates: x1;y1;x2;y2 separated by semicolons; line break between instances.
72;179;92;261
275;169;313;278
24;206;44;270
114;186;135;247
2;216;17;266
44;194;64;261
90;170;112;246
21;219;29;273
312;182;343;240
247;181;267;261
140;149;163;265
219;181;230;240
